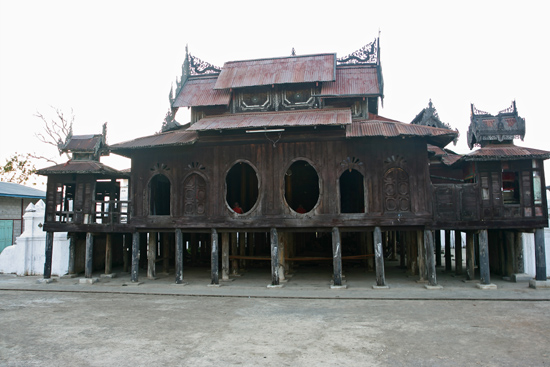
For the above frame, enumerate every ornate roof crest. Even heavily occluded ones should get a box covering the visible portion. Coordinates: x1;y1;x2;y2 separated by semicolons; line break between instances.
467;101;525;149
337;38;379;65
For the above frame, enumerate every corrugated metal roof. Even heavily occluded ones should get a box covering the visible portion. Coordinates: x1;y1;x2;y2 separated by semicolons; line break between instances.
110;129;198;150
317;66;380;97
214;54;336;89
172;76;231;107
187;108;351;132
347;114;458;147
463;144;550;161
37;161;127;176
63;134;103;152
428;144;462;166
0;182;46;198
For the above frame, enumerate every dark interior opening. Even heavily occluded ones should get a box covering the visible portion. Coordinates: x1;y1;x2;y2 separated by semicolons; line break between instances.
285;160;320;213
340;169;365;213
502;171;520;204
226;162;259;214
150;174;171;215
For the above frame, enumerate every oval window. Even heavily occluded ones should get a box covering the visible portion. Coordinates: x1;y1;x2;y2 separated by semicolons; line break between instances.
284;160;319;213
226;162;259;214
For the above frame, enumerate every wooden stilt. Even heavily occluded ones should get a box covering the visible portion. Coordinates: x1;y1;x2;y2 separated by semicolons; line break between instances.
211;229;219;285
514;232;524;274
454;230;462;275
239;232;246;269
123;234;130;273
479;230;490;285
147;232;156;279
534;228;547;281
435;230;442;267
417;230;426;282
332;227;343;286
409;232;418;276
222;232;229;281
85;233;93;278
444;230;452;272
105;234;113;275
399;231;406;269
466;231;475;280
374;227;386;287
391;231;397;260
424;230;437;286
44;231;54;279
270;228;279;286
231;233;239;275
504;231;515;277
175;229;183;284
131;232;139;282
68;234;75;275
162;233;170;274
366;231;374;271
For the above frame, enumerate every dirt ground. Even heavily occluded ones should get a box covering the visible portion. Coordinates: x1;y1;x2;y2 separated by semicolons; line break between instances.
0;290;548;367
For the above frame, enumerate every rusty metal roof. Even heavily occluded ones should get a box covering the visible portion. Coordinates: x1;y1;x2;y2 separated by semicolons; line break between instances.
317;66;380;97
172;76;231;108
462;144;550;161
347;114;458;147
428;144;462;166
37;161;127;176
214;54;336;90
62;134;103;153
187;108;351;132
110;129;198;151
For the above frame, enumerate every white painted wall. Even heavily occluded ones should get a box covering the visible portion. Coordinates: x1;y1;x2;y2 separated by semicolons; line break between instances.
522;229;550;278
0;200;70;276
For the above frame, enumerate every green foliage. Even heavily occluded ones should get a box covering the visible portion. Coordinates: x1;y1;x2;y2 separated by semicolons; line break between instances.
0;153;37;184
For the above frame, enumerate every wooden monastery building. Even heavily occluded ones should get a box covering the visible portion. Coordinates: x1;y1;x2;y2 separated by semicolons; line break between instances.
38;38;549;289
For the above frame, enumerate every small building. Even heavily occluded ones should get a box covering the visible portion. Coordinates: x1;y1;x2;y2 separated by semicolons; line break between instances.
0;182;46;253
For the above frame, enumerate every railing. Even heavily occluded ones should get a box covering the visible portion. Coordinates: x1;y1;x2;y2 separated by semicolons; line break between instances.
93;200;131;224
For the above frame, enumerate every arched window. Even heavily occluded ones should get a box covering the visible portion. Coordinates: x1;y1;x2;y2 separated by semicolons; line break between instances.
183;174;206;216
340;169;365;213
150;174;171;215
383;167;410;212
226;162;259;214
284;160;320;213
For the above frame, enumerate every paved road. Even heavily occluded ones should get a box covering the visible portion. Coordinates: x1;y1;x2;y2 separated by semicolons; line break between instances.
1;290;548;366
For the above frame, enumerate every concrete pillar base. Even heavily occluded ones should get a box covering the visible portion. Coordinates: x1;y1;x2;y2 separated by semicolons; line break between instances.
79;278;99;284
476;283;497;290
512;273;533;282
424;285;443;290
37;278;57;284
372;285;390;289
529;280;550;289
330;285;348;289
267;284;284;288
101;273;117;279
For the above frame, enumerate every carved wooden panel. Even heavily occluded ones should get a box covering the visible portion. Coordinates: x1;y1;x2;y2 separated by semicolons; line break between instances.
184;174;206;216
383;167;410;212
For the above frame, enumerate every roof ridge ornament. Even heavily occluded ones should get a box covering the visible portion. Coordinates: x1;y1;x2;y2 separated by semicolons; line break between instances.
337;38;379;65
188;54;222;75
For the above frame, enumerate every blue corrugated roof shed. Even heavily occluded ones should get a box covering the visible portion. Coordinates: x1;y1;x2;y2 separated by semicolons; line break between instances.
0;182;46;199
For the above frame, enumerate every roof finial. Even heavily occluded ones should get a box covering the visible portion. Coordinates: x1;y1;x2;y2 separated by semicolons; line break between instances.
291;47;296;56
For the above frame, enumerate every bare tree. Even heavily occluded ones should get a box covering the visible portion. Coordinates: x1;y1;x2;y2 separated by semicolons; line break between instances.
32;106;74;163
0;153;37;184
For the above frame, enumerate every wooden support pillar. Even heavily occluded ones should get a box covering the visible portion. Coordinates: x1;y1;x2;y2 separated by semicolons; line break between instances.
374;227;386;287
514;232;524;274
162;233;170;274
391;231;397;260
131;232;140;282
399;232;406;269
221;232;229;281
454;230;462;275
466;231;475;281
175;229;183;284
424;230;437;286
504;231;515;277
123;234;130;273
278;233;286;281
239;232;246;269
435;230;442;267
105;234;113;275
478;230;491;285
68;234;75;275
85;232;93;279
270;228;279;286
332;227;343;286
366;231;374;271
408;232;418;276
231;233;239;275
147;232;156;279
211;229;219;285
444;230;452;272
44;231;54;279
417;230;427;282
534;228;547;281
